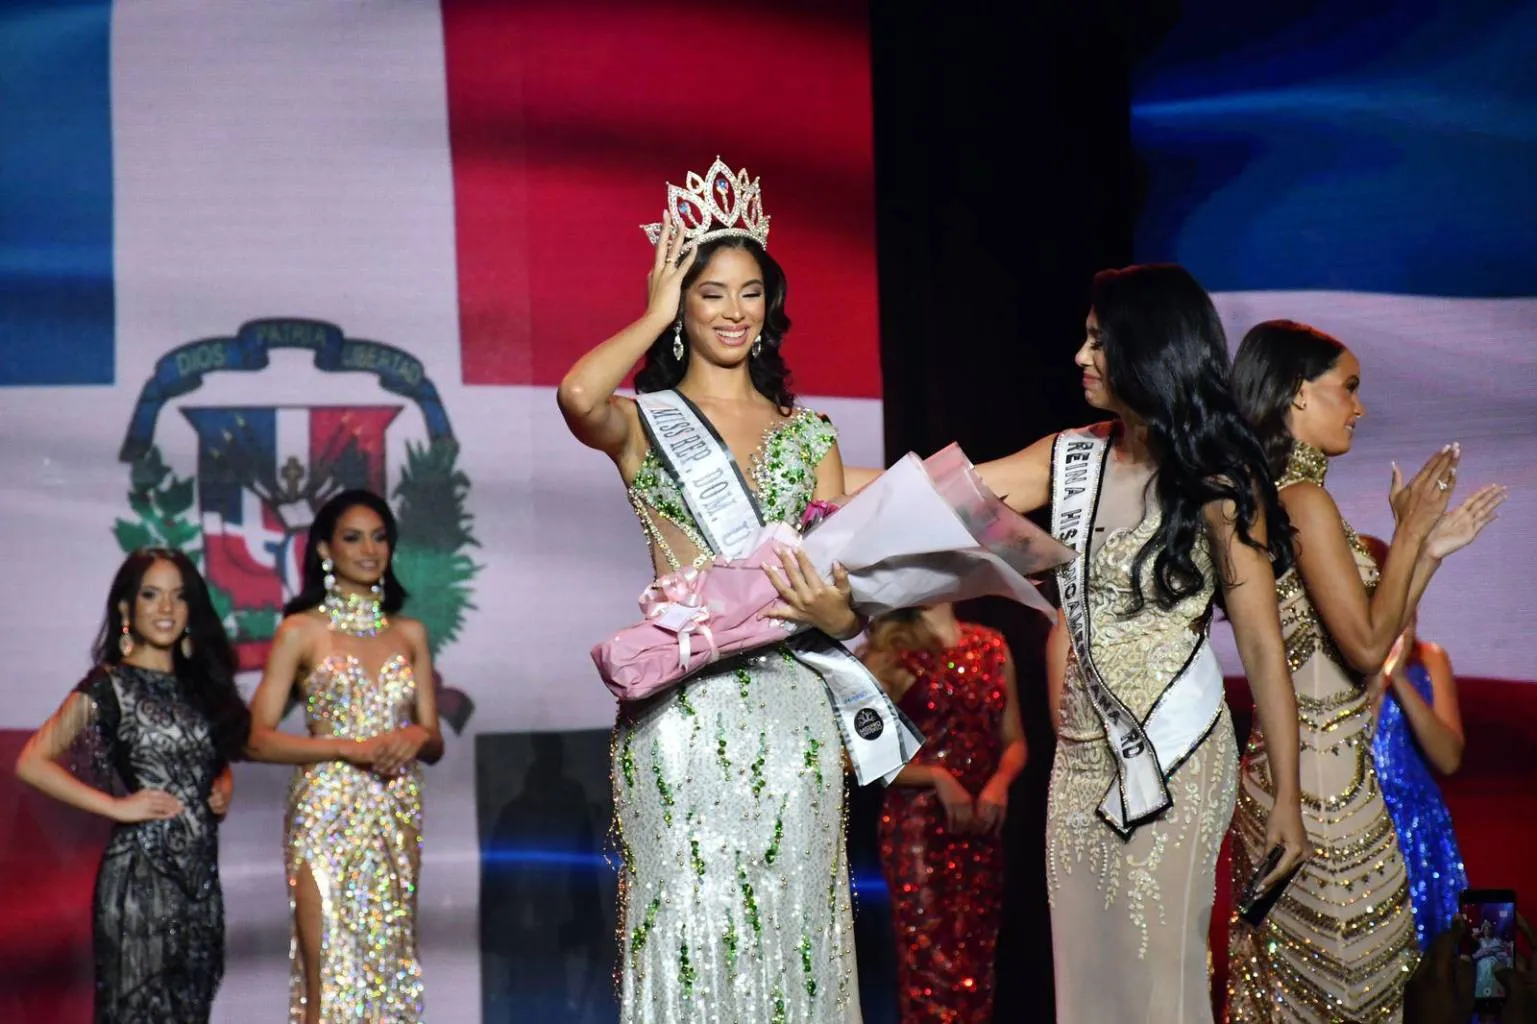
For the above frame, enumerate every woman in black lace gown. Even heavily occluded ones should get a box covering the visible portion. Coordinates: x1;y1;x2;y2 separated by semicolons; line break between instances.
14;548;251;1023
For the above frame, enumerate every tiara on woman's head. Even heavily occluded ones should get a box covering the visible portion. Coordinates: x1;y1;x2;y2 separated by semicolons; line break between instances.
641;157;770;249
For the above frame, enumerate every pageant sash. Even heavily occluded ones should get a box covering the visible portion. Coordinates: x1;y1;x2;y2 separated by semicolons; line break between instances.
635;390;764;559
788;634;926;787
636;390;917;785
1051;425;1225;838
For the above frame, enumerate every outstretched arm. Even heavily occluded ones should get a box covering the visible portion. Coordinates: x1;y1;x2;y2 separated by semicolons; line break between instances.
841;465;882;495
972;433;1056;515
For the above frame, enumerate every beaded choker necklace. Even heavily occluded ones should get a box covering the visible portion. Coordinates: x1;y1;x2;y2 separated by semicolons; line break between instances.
322;590;388;637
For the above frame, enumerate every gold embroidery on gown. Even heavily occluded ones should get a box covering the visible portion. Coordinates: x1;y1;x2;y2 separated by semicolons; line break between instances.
1046;445;1238;1023
1227;442;1418;1023
286;653;424;1022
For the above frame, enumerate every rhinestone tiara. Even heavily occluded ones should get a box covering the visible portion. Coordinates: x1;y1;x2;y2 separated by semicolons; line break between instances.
641;156;770;249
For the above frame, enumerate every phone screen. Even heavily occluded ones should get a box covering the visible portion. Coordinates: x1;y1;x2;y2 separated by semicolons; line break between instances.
1461;891;1517;1004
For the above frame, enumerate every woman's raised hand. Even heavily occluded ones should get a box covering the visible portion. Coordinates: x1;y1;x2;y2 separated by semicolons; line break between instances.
1388;444;1461;537
645;210;698;323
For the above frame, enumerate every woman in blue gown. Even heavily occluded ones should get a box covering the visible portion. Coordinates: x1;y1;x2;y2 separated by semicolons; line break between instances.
1369;564;1469;950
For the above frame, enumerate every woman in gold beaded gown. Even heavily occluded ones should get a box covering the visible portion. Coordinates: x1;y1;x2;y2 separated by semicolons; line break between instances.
558;161;866;1022
1227;321;1505;1023
248;489;444;1024
974;265;1308;1023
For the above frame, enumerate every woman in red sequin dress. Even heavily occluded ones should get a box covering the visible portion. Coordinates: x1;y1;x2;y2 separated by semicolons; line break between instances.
861;603;1027;1024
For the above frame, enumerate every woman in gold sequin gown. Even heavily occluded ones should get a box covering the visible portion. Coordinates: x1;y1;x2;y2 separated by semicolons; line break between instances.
1227;321;1505;1023
248;489;445;1024
558;169;866;1022
974;265;1308;1023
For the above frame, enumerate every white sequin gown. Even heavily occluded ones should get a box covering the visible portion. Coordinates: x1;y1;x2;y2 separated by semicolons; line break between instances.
1046;449;1239;1024
615;407;862;1023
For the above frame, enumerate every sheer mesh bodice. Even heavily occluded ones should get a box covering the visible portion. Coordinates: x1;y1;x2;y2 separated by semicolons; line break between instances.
627;406;837;573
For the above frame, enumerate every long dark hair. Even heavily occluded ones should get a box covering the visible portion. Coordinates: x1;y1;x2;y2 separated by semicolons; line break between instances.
1091;264;1294;611
92;548;249;762
633;235;796;410
282;489;408;616
1231;319;1347;477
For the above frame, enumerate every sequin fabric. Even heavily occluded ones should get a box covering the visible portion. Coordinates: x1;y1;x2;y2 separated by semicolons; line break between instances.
74;665;226;1022
286;653;424;1022
879;625;1009;1024
1228;442;1419;1024
1045;451;1237;1023
617;405;860;1022
1372;660;1468;949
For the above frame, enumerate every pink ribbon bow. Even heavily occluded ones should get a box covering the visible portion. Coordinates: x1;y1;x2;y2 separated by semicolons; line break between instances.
639;566;720;669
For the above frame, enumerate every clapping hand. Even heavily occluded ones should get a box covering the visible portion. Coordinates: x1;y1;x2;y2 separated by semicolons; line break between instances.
1424;484;1507;561
1389;445;1461;535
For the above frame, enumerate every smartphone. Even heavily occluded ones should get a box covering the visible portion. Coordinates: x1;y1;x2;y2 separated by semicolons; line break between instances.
1236;844;1300;927
1460;888;1518;1013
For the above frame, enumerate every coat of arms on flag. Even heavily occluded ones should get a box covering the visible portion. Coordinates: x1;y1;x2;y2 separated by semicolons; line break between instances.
112;318;478;730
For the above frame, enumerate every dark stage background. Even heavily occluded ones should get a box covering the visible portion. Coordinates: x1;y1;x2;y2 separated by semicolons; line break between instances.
862;3;1173;1019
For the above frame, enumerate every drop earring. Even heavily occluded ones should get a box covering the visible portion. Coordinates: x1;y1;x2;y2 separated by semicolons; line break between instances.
180;629;193;659
322;557;337;596
751;335;762;358
672;320;685;361
118;620;134;657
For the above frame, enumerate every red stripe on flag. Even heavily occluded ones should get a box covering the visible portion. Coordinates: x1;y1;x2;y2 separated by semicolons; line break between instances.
443;1;881;398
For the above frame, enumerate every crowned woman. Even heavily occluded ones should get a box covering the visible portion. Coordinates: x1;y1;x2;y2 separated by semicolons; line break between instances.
558;159;866;1022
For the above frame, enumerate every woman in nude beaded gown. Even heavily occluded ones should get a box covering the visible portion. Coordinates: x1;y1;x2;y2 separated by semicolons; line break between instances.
973;264;1308;1023
248;489;444;1023
557;160;866;1022
1227;320;1504;1023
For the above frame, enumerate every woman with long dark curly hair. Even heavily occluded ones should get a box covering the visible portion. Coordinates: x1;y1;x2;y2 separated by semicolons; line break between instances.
14;547;250;1023
1225;321;1504;1022
558;159;864;1021
972;264;1307;1022
246;488;443;1024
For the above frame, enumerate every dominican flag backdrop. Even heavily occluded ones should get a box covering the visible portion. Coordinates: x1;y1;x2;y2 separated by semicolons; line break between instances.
1129;1;1537;681
1;2;1534;1022
0;2;881;1021
1132;1;1537;1008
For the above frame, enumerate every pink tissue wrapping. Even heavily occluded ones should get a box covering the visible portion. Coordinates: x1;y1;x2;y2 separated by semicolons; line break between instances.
592;524;802;701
